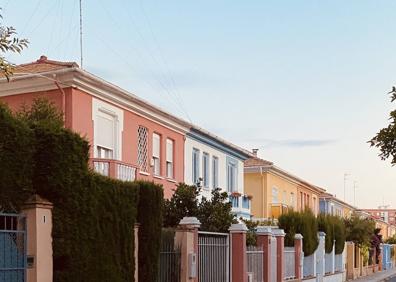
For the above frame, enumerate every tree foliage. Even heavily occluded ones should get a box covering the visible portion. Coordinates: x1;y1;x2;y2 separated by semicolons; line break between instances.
369;89;396;165
163;184;236;233
198;188;236;233
344;214;375;248
0;8;29;80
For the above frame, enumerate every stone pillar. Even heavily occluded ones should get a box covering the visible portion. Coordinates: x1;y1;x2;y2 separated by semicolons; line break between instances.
346;242;355;280
134;223;140;282
256;226;272;282
21;195;53;282
316;232;326;282
273;228;285;282
229;223;248;282
294;233;303;280
175;217;201;282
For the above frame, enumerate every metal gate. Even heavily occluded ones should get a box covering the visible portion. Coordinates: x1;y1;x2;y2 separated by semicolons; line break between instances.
247;245;264;282
0;213;27;282
158;229;181;282
198;231;229;282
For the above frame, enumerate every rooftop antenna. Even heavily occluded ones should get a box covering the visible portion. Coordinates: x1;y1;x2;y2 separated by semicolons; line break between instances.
79;0;83;68
353;181;358;206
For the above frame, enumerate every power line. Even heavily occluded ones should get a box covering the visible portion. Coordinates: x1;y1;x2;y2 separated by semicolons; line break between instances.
79;0;83;68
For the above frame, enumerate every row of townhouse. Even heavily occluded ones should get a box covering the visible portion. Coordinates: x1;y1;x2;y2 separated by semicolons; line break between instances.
0;56;252;218
2;56;395;229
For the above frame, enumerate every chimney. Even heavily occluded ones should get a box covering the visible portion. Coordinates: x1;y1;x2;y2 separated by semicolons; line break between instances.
252;149;259;157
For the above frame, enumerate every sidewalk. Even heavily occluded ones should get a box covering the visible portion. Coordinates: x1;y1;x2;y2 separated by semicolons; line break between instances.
351;268;396;282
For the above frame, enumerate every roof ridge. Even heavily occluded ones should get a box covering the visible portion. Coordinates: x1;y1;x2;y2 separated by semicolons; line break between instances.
18;55;78;68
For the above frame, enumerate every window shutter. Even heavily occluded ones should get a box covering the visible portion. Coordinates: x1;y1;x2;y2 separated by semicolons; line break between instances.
166;139;173;162
153;133;160;158
96;115;114;149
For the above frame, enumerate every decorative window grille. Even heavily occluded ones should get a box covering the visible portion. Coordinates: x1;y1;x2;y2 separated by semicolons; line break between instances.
137;126;148;172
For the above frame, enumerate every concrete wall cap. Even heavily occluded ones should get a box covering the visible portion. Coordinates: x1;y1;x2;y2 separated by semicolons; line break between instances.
256;226;272;235
179;217;201;227
229;223;248;232
294;233;303;240
272;228;286;237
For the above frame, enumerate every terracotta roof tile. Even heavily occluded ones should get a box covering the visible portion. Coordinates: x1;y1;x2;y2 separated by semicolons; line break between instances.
3;55;78;77
244;157;273;167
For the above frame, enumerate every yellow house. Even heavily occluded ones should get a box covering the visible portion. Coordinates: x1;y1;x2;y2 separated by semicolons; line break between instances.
244;156;325;220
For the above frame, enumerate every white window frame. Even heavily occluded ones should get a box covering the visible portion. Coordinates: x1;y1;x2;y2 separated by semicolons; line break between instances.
272;187;279;204
92;99;123;160
227;159;237;192
192;148;200;185
212;156;219;189
166;139;174;179
202;152;210;188
152;133;161;176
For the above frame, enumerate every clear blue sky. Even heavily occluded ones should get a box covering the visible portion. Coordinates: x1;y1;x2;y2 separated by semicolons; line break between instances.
2;0;396;208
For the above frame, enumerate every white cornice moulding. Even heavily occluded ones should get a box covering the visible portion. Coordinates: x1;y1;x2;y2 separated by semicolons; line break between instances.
0;68;190;134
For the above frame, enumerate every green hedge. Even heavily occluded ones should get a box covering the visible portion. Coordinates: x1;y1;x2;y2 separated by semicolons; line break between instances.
0;104;34;210
278;209;319;256
0;101;165;282
137;181;164;282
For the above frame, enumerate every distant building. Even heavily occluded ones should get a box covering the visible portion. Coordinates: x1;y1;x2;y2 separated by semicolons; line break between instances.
319;192;355;218
361;208;396;225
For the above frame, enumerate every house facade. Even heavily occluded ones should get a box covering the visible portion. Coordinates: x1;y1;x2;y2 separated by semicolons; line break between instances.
319;192;355;218
0;56;190;198
184;127;252;219
244;153;325;220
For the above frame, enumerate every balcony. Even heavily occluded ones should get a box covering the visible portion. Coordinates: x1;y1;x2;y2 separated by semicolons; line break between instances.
270;203;289;219
229;193;252;220
90;158;137;182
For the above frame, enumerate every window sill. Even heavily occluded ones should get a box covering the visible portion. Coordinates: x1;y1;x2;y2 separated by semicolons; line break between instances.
139;171;150;176
153;175;164;180
166;178;177;183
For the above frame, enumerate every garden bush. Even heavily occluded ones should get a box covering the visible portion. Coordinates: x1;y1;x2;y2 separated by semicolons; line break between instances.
279;209;319;256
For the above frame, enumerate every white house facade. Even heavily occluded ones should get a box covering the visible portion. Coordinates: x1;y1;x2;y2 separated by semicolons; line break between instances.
184;127;252;219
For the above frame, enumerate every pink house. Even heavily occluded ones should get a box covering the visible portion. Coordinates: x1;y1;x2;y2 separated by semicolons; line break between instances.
0;56;190;198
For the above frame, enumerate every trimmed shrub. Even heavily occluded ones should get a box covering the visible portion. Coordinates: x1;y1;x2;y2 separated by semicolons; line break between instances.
318;214;334;253
279;209;318;256
137;181;164;282
0;103;34;210
333;216;346;254
32;125;140;282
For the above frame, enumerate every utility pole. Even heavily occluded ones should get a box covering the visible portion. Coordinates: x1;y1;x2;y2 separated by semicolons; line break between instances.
344;173;350;201
79;0;83;68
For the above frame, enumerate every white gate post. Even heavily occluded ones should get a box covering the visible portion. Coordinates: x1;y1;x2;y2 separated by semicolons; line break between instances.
316;232;326;282
175;217;201;282
331;239;335;274
21;194;53;282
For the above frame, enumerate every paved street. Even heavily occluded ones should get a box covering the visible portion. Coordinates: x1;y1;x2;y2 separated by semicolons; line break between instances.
351;269;396;282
